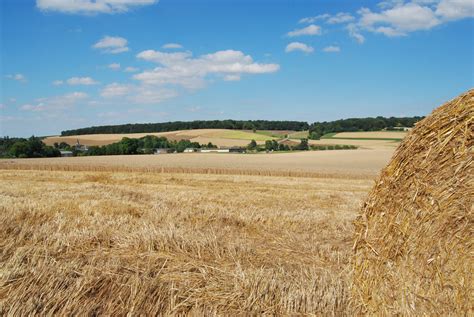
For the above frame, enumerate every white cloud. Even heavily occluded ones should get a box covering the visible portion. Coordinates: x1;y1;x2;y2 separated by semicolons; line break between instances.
298;1;473;43
108;63;121;70
0;104;5;109
36;0;158;15
9;98;17;103
20;92;88;112
52;80;64;86
299;14;331;23
323;45;341;52
436;0;474;20
67;77;99;85
327;12;355;24
285;42;314;53
5;74;27;83
287;24;322;37
100;83;177;104
93;36;129;54
135;49;279;89
124;66;139;73
162;43;183;49
100;83;133;98
136;50;192;65
130;87;178;104
358;3;441;36
224;74;241;81
346;23;366;43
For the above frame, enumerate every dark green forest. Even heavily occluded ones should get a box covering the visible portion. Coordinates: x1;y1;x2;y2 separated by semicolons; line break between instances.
60;117;423;138
307;116;423;139
61;120;310;136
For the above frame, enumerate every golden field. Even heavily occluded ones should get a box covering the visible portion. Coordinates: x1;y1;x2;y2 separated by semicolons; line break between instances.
332;131;408;139
44;129;277;148
0;149;394;177
44;129;408;150
0;168;373;315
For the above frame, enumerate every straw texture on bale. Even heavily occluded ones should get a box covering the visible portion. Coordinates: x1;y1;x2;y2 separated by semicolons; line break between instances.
352;89;473;314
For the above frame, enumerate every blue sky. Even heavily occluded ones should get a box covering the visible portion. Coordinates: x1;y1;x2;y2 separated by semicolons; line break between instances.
1;0;473;137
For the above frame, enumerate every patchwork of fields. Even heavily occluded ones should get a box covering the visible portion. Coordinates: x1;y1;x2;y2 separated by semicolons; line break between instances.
44;129;408;150
44;129;277;148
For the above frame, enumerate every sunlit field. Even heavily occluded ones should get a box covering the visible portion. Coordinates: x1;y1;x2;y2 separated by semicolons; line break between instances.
0;169;373;315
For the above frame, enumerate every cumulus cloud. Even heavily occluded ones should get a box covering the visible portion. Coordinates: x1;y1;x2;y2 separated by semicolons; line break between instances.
124;66;139;73
358;3;441;36
323;45;341;52
224;74;241;81
130;87;178;104
108;63;121;70
36;0;158;15
134;49;280;89
285;42;314;53
298;1;473;42
436;0;474;20
100;83;133;98
327;12;355;24
287;24;322;37
93;36;129;54
162;43;183;49
20;92;88;112
52;80;64;86
346;23;366;43
5;74;27;83
100;83;177;104
299;14;331;24
67;77;99;85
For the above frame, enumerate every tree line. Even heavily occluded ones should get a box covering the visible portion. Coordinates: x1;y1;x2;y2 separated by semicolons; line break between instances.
60;135;219;156
0;136;60;158
308;116;423;139
60;117;423;138
61;120;310;136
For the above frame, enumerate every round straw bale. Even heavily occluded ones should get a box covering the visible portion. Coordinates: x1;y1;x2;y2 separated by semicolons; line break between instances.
352;89;473;315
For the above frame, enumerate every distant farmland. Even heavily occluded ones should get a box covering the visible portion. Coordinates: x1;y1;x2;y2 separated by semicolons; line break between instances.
44;128;408;149
44;129;278;148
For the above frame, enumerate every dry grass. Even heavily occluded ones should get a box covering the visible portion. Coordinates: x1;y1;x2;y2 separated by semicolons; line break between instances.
353;89;473;315
307;138;400;150
333;131;408;139
0;169;372;315
0;149;394;178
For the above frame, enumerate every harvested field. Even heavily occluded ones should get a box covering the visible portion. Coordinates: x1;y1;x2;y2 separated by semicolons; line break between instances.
331;131;408;139
307;138;400;150
44;129;276;147
0;169;373;315
0;149;394;178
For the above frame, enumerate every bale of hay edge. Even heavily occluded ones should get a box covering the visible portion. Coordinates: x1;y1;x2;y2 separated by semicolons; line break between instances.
352;89;473;314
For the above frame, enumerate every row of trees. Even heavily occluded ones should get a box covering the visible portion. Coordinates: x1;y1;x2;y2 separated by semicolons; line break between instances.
247;139;309;152
308;116;423;139
61;120;310;136
0;136;60;158
81;135;217;156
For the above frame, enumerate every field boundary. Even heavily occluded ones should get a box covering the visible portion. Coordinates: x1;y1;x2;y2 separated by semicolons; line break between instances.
0;162;375;180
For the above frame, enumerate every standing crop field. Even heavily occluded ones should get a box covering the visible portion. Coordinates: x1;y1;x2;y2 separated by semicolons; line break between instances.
0;169;373;315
